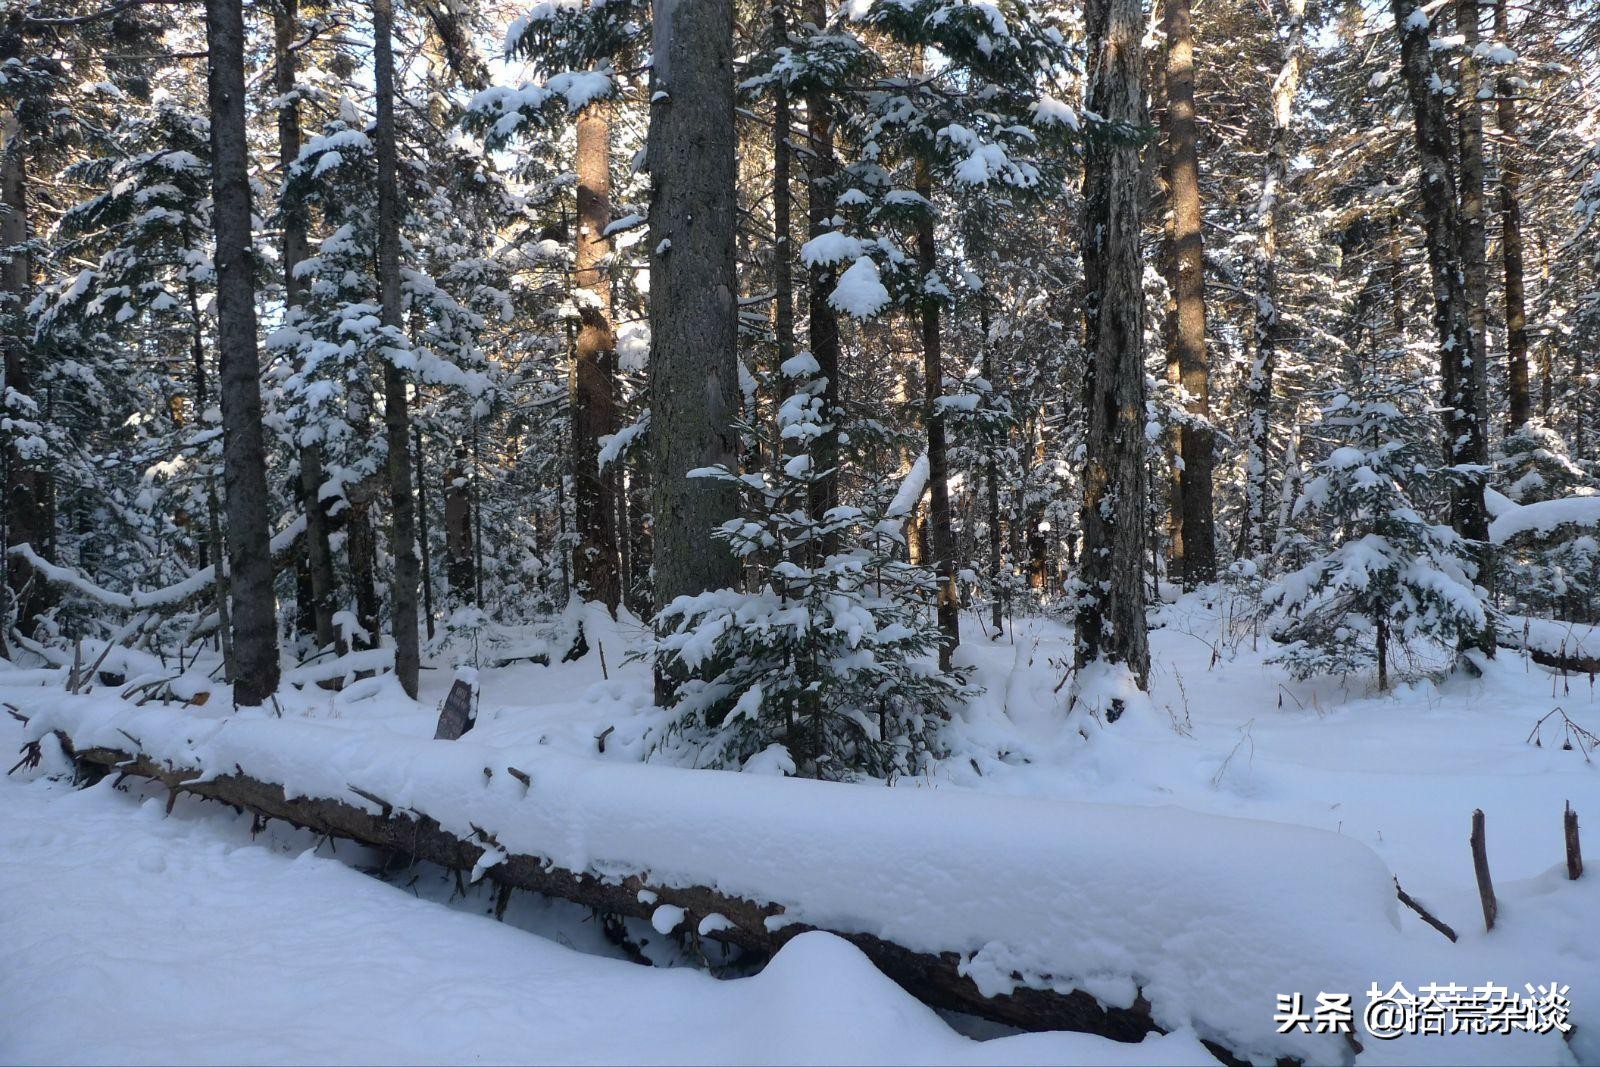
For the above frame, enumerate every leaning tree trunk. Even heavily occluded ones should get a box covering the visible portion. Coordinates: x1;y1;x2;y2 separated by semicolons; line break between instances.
372;0;420;698
571;101;622;615
1159;0;1214;588
205;0;282;705
1243;0;1306;560
275;0;338;653
803;0;842;535
1075;0;1151;694
1;106;51;637
916;153;960;672
1494;0;1530;432
647;0;742;625
1391;0;1494;654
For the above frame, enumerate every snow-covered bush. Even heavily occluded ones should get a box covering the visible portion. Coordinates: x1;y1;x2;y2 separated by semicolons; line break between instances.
645;356;969;781
1265;393;1491;689
1493;422;1600;620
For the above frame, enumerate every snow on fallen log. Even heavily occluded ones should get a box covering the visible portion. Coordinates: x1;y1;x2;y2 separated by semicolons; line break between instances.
6;516;305;613
281;648;396;687
1500;616;1600;674
27;696;1405;1064
1488;493;1600;545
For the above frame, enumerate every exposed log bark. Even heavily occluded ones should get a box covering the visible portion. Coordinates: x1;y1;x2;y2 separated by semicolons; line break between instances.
55;733;1171;1050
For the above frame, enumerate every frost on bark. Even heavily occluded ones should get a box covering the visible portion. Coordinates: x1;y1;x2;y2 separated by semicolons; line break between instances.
373;0;420;698
204;0;282;705
1074;0;1151;692
1243;0;1305;560
646;0;741;616
572;101;622;615
1390;0;1494;653
1159;0;1214;587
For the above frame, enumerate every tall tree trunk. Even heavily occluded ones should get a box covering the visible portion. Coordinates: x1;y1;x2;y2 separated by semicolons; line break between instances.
1243;0;1306;560
572;101;622;614
915;152;959;671
186;275;235;678
444;445;474;597
1391;0;1494;654
771;1;794;382
1456;0;1491;413
979;294;1003;635
803;0;842;532
1;108;50;636
1494;0;1530;431
1160;0;1214;587
275;0;338;653
414;421;434;640
647;0;742;630
1075;0;1151;693
205;0;282;705
372;0;420;698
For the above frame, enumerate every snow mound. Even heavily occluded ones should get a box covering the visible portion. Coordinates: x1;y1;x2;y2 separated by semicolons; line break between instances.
26;694;1412;1063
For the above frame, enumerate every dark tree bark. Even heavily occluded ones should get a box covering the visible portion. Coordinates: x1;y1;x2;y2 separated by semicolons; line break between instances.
1494;0;1530;431
275;0;337;653
1456;0;1491;403
414;421;434;641
1075;0;1151;691
647;0;742;622
443;446;474;597
770;1;793;380
204;0;281;705
1391;0;1494;653
372;0;420;698
1243;0;1306;560
1159;0;1214;587
803;0;842;531
1;105;51;636
572;101;622;614
916;155;959;671
979;294;1003;635
183;272;235;679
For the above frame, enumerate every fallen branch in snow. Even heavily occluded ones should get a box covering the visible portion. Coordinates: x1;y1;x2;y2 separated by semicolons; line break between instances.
47;732;1175;1053
1393;878;1457;943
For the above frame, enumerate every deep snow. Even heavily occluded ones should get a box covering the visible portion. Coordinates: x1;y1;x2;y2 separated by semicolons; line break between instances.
3;594;1597;1065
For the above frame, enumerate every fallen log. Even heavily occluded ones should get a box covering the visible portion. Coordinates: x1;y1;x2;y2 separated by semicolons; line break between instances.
30;699;1404;1067
54;734;1162;1047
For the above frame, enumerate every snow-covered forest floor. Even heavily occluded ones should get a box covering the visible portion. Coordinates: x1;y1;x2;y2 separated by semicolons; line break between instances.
4;593;1597;1065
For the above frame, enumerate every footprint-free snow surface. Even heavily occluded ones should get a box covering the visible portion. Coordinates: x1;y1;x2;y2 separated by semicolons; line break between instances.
3;597;1597;1065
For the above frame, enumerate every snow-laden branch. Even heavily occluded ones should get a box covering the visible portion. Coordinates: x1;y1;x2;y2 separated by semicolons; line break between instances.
7;516;306;613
